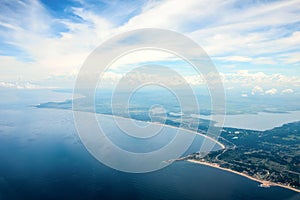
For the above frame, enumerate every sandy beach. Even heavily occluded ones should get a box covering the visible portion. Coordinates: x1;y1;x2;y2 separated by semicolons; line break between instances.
187;159;300;193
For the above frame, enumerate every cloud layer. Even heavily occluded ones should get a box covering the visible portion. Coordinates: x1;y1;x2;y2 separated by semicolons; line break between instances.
0;0;299;92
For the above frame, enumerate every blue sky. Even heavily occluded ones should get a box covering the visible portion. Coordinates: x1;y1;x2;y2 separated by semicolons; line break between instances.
0;0;300;96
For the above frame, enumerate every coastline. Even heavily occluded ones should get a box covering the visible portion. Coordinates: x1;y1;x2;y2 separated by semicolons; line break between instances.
44;101;299;193
187;159;300;193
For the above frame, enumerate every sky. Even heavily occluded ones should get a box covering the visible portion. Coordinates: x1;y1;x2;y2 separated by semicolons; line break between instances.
0;0;300;97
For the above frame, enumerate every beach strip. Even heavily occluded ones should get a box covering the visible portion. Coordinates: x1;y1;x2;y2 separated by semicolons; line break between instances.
187;159;300;193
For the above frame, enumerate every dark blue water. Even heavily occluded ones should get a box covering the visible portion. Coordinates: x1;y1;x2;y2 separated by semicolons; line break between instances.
0;90;298;200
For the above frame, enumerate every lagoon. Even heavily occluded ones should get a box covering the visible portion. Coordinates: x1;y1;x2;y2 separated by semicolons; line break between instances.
197;111;300;131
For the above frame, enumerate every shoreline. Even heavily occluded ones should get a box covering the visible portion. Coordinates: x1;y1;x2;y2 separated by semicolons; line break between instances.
43;103;298;193
187;159;300;193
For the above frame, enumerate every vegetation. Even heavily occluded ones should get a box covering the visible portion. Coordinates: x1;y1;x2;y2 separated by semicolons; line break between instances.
193;122;300;190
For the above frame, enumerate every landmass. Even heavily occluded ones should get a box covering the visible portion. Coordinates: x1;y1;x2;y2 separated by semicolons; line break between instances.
184;121;300;193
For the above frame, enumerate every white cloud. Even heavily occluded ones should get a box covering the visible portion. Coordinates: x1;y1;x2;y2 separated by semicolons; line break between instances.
0;82;15;88
224;70;300;88
119;0;216;31
184;75;205;85
0;0;113;83
0;0;300;89
109;50;178;70
281;88;294;94
188;0;300;66
216;56;253;62
93;69;300;91
100;71;123;86
265;88;278;95
251;86;264;95
0;81;54;90
277;52;300;64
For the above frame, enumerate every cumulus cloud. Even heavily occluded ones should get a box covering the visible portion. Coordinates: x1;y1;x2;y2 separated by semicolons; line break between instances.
94;69;300;91
251;86;264;95
265;88;278;95
0;81;54;89
223;70;300;88
281;88;294;94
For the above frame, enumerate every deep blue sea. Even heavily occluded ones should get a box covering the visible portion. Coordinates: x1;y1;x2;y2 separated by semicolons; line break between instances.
0;90;299;200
